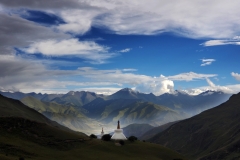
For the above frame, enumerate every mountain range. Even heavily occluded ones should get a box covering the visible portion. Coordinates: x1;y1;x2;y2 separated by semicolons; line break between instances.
0;88;231;135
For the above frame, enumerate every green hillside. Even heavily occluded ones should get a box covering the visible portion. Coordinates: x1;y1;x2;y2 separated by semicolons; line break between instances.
0;94;56;125
149;93;240;160
21;96;101;134
0;117;186;160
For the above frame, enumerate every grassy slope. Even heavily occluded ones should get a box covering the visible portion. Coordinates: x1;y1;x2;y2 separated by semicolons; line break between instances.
0;120;186;160
150;93;240;160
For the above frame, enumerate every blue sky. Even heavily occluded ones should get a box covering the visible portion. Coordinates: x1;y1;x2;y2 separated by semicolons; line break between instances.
0;0;240;95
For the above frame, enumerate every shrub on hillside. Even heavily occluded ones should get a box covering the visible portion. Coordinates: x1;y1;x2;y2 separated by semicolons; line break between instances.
119;140;125;145
128;136;138;142
89;134;97;139
101;134;111;141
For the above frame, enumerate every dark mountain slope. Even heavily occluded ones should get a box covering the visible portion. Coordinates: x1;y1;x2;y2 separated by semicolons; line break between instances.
150;93;240;160
0;94;87;134
122;123;154;138
0;94;54;125
140;121;179;140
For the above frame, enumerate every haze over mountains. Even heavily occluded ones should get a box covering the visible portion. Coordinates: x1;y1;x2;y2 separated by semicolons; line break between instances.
0;88;231;134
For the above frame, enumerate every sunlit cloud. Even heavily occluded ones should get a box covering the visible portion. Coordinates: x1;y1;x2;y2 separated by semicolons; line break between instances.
118;48;131;53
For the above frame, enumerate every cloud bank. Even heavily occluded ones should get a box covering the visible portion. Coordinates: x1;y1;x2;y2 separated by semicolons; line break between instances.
2;0;240;39
0;55;222;95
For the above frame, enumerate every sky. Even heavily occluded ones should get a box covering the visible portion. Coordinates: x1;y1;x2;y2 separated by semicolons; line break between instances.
0;0;240;95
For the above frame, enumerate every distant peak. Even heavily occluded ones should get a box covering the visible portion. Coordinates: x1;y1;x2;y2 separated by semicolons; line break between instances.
120;88;133;91
119;88;139;93
67;91;75;95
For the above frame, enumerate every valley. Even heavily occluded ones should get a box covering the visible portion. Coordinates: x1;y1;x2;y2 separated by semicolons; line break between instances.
0;93;186;160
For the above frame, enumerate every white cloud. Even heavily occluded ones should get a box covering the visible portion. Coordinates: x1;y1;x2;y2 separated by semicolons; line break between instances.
233;36;240;40
22;38;115;64
0;12;69;55
182;89;205;95
183;78;240;95
206;78;216;87
199;78;239;94
200;59;216;66
57;9;101;35
136;79;174;96
118;48;131;53
231;72;240;81
202;39;240;46
122;68;137;72
167;72;217;81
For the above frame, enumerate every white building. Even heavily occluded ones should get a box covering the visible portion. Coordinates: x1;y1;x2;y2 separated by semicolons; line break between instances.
111;121;127;140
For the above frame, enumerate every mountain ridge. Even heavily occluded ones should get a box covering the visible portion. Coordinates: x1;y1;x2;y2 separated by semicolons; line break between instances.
149;92;240;160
